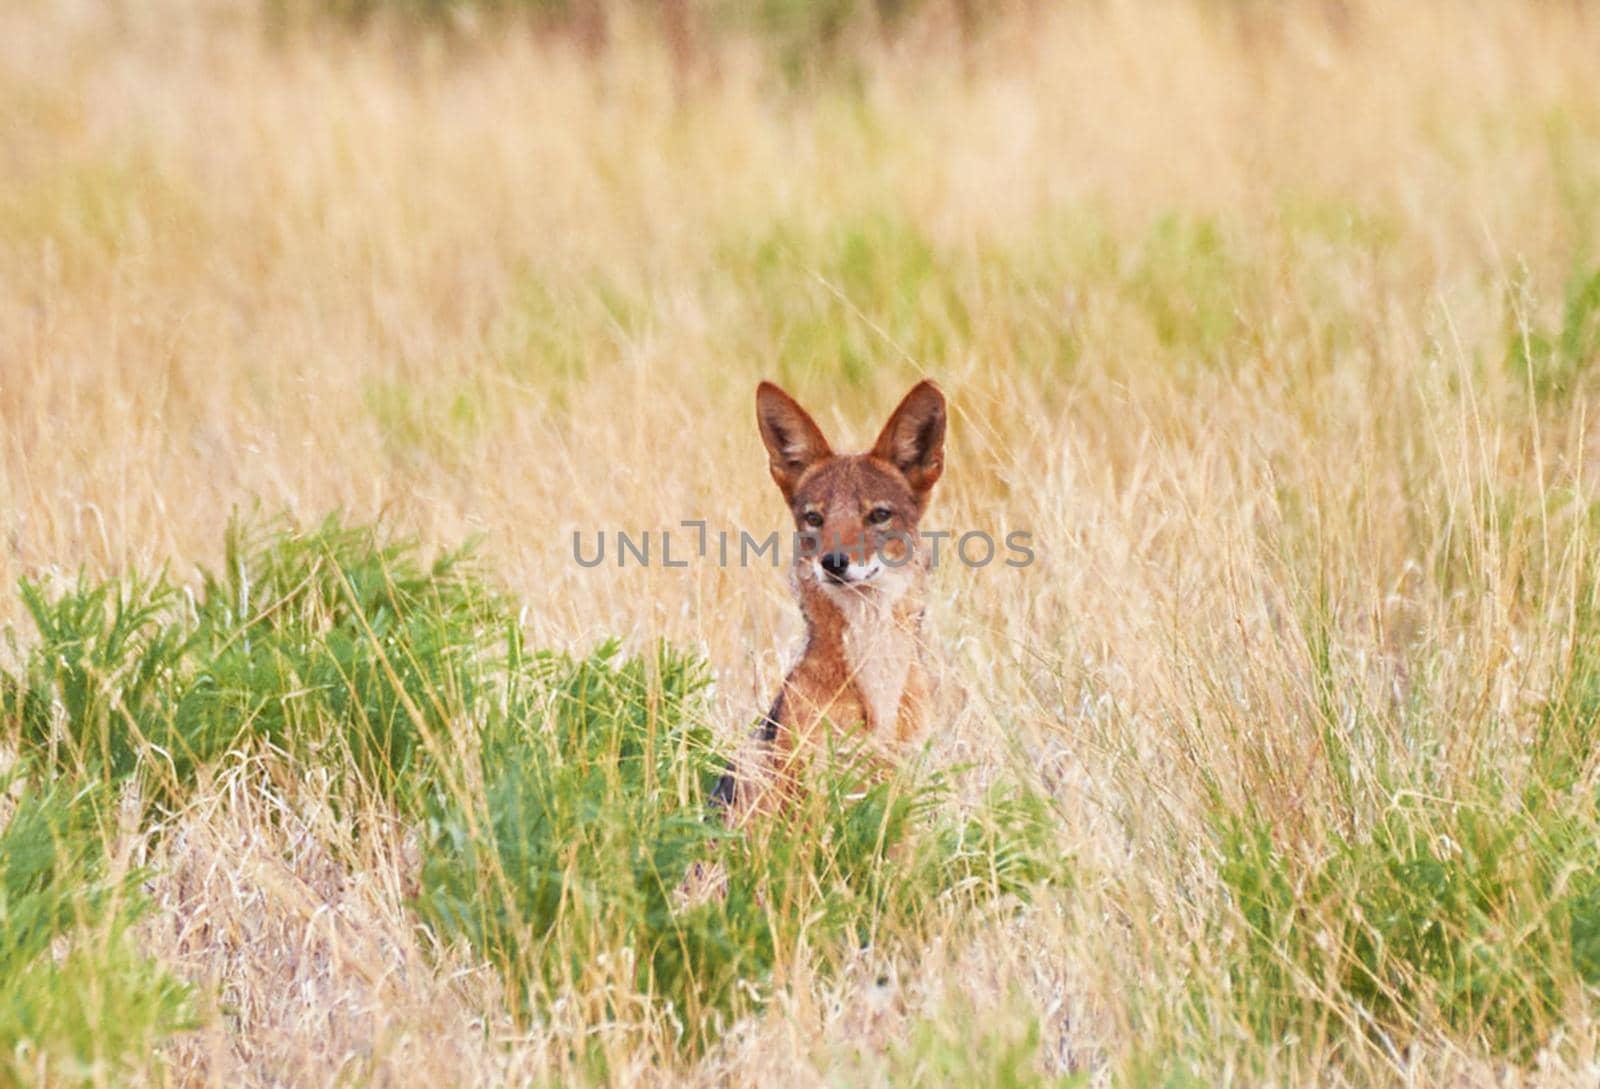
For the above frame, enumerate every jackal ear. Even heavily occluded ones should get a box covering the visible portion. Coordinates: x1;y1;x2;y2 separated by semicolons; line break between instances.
872;379;946;499
757;381;833;500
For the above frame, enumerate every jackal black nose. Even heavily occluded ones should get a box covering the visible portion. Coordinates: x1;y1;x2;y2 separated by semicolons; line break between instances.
820;552;850;581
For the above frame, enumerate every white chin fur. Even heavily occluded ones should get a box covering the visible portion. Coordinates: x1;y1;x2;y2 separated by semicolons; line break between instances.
813;559;911;604
812;558;880;586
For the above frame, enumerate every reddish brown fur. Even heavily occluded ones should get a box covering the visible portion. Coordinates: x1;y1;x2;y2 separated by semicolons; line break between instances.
722;379;946;822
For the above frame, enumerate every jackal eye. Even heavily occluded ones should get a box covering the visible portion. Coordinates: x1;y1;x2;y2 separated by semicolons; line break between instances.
867;506;893;525
803;511;824;527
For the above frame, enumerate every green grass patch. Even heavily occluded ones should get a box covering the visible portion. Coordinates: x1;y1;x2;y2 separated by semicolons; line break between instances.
1125;213;1248;359
487;265;644;392
881;991;1082;1089
0;774;194;1084
1507;264;1600;403
1215;787;1600;1061
3;516;504;814
721;212;970;388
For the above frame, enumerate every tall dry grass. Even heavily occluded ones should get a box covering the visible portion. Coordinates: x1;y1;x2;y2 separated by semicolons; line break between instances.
4;0;1600;1084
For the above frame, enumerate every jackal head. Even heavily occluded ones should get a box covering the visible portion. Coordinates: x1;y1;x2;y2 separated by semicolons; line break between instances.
756;379;946;600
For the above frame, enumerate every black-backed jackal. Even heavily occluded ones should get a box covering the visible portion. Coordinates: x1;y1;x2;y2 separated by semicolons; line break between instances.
715;379;947;821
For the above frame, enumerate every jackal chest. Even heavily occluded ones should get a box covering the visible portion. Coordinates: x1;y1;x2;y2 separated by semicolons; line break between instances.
784;577;927;749
840;606;917;736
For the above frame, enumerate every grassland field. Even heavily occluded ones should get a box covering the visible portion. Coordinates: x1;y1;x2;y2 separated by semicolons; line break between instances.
4;1;1600;1085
